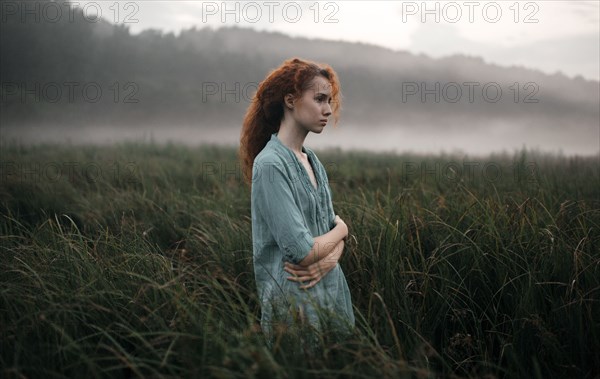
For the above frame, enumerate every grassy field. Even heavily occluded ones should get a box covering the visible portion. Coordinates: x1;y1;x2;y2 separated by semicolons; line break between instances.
1;140;598;378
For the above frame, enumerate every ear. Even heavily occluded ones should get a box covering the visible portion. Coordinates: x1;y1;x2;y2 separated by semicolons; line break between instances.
284;94;295;109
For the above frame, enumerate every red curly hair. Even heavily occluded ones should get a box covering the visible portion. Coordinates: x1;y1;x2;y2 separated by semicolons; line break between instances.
239;57;342;187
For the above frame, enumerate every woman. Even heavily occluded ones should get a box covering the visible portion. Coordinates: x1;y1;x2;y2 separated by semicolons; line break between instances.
239;57;355;349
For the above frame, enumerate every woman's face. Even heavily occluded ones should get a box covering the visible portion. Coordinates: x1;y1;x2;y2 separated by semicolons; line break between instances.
289;75;333;134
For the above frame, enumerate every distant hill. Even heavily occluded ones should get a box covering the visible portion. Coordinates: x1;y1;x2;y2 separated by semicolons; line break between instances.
1;1;598;134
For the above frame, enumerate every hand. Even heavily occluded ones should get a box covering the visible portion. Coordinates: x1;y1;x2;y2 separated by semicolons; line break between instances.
284;240;344;290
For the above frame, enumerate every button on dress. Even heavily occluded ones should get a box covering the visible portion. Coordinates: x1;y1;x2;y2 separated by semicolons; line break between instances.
251;132;355;345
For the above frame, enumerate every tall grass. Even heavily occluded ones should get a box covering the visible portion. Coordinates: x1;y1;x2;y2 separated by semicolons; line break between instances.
1;140;598;378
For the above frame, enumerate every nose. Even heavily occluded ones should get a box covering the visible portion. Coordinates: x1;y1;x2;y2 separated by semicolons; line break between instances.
323;102;332;117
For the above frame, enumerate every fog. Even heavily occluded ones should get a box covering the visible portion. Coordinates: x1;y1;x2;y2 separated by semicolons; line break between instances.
3;9;598;158
3;121;598;158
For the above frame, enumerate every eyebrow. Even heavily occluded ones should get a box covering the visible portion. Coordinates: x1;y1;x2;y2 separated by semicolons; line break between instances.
315;92;331;97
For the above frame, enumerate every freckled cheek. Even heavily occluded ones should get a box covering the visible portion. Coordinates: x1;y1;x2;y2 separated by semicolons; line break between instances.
303;107;319;118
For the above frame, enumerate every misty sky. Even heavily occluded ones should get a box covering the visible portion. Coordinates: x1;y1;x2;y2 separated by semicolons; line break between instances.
80;0;600;81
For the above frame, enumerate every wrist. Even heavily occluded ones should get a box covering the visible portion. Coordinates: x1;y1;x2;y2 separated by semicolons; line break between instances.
341;223;349;239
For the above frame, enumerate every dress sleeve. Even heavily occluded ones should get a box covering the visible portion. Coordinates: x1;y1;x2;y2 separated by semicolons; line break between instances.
252;158;315;264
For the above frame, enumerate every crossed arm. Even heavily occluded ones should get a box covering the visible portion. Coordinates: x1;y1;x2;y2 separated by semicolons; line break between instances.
284;216;348;289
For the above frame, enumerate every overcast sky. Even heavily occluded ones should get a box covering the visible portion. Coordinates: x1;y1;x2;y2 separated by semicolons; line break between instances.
82;1;599;80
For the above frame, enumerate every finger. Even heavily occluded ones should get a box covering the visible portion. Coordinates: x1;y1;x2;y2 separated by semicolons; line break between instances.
308;267;328;276
287;275;313;283
284;265;305;272
284;267;309;277
300;279;320;289
284;267;305;275
284;262;303;270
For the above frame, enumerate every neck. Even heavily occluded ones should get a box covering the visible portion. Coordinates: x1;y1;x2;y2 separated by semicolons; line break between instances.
277;121;308;156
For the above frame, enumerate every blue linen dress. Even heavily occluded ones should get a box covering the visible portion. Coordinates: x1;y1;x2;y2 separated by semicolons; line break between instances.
251;132;355;345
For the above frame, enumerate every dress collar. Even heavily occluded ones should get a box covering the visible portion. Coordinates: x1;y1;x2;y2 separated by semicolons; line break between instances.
270;132;310;156
270;133;319;192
